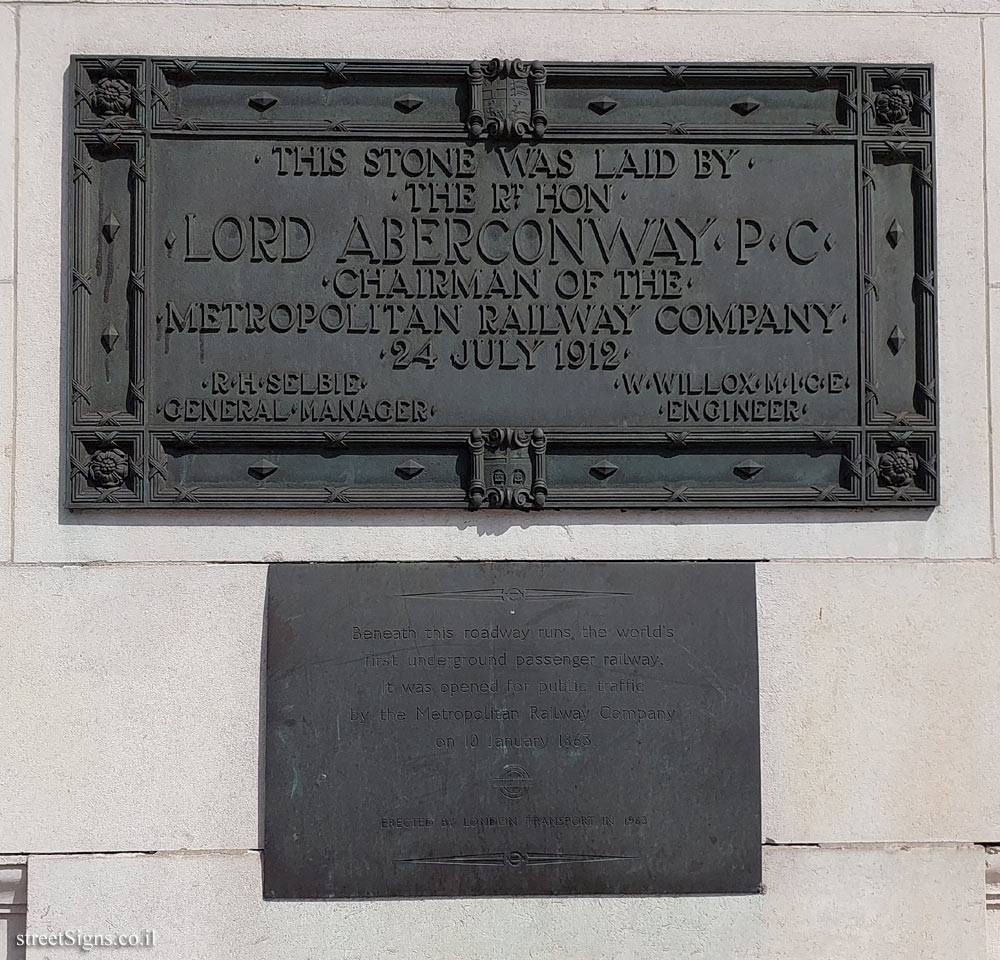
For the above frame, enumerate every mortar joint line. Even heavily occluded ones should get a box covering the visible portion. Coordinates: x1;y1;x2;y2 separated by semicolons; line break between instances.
8;4;19;564
980;17;996;560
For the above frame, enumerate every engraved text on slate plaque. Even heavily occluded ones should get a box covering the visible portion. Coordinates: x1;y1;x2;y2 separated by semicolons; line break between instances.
67;59;936;509
264;561;760;898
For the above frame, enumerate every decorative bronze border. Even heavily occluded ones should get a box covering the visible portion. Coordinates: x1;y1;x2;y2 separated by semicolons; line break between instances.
66;58;937;510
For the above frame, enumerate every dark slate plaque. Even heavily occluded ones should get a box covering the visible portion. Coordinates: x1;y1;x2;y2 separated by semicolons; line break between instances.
67;59;936;509
264;561;760;899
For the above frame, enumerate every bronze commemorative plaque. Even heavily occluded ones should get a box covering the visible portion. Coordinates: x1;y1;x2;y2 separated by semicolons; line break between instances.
67;59;936;509
263;561;760;898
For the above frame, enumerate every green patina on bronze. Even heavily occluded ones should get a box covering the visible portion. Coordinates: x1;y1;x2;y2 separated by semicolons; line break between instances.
66;58;937;509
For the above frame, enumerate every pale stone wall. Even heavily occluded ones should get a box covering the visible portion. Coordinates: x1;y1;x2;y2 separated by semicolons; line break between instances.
1;2;999;958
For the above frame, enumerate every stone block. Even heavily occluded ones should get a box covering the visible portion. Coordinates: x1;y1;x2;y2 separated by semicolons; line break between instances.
21;845;985;960
0;284;12;560
0;564;265;852
10;7;990;562
1;560;997;853
759;561;1000;842
0;6;14;283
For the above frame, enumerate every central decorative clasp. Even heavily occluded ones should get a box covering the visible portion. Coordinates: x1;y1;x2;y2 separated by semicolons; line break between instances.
467;59;547;140
467;427;547;510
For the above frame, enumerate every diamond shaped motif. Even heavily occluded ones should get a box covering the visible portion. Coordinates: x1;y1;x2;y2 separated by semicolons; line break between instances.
886;219;904;248
733;459;764;480
100;323;120;352
248;459;278;479
248;93;278;112
102;212;121;242
395;459;425;479
588;97;618;115
730;99;761;116
589;459;619;480
887;324;906;354
164;230;177;250
394;95;424;113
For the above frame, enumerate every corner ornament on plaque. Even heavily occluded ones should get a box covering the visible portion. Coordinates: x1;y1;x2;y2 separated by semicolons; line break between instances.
467;59;548;140
468;428;547;510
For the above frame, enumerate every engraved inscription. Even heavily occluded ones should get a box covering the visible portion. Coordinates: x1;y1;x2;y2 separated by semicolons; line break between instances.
67;59;937;508
152;141;857;429
264;561;761;898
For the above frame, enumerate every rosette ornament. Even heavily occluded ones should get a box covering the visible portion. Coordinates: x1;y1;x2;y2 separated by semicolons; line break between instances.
877;444;918;488
88;445;129;489
874;84;914;126
91;76;133;117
